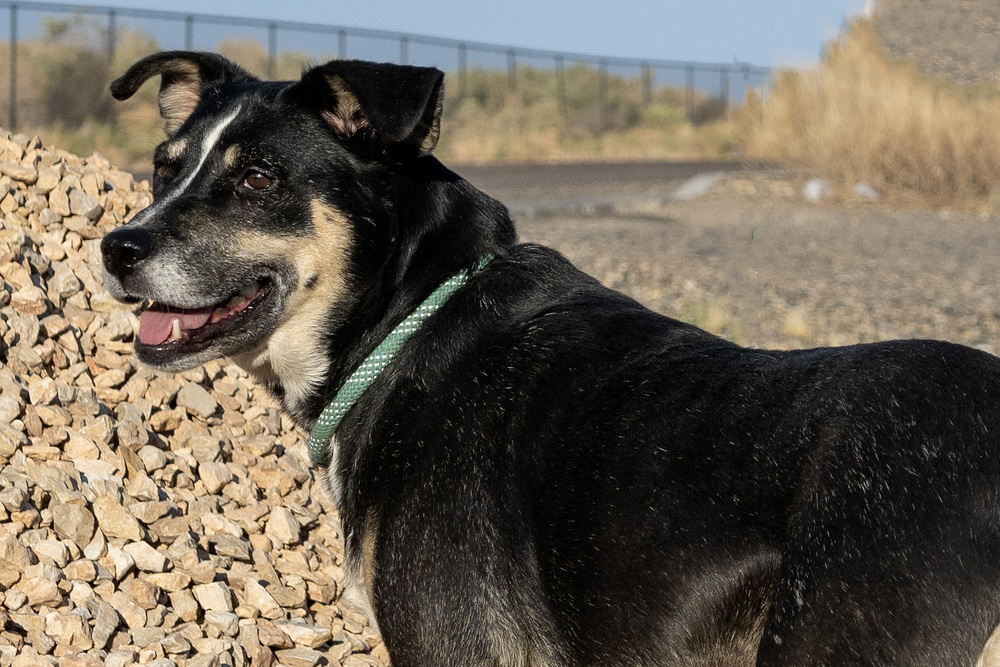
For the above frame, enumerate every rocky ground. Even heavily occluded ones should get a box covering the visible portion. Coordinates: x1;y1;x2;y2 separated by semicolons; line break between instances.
0;133;385;666
518;173;1000;354
2;133;1000;666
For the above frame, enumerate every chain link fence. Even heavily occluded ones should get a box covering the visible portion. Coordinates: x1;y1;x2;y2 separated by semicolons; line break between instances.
0;1;772;164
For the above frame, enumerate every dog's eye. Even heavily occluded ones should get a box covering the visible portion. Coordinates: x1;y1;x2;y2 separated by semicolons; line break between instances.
154;164;176;184
242;170;273;191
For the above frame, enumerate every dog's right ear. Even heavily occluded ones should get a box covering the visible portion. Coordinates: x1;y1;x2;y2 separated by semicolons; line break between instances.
110;51;257;135
291;59;445;161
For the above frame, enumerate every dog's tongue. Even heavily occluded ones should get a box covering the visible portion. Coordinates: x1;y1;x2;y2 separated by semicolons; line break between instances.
138;305;214;345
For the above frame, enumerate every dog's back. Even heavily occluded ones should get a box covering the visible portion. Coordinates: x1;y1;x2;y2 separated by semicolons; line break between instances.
348;243;1000;665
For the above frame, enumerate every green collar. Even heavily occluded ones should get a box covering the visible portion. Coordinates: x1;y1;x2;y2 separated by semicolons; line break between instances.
308;256;493;465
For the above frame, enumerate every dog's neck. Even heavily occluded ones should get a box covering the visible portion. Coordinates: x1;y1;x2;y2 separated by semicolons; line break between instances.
307;255;493;465
235;157;517;428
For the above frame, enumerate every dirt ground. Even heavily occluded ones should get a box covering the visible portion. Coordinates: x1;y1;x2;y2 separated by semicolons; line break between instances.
513;179;1000;355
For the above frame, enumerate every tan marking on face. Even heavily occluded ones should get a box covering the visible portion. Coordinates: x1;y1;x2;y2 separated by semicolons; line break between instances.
230;200;353;411
159;61;203;136
223;144;241;170
419;88;444;153
321;75;369;138
162;138;188;161
978;621;1000;667
361;509;379;617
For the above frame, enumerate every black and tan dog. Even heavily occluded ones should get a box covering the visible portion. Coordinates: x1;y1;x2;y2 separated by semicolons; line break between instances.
102;51;1000;666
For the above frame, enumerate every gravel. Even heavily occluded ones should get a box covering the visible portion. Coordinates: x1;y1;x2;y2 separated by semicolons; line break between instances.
517;172;1000;353
0;131;386;666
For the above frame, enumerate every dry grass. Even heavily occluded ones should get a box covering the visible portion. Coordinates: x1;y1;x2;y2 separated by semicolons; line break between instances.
436;94;734;164
0;19;170;170
738;19;1000;207
434;66;737;164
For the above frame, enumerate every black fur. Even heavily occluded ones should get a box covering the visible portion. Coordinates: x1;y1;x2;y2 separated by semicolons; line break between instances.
301;59;444;150
105;53;1000;666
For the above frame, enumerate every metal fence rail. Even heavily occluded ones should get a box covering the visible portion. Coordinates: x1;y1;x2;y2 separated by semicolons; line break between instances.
0;1;772;138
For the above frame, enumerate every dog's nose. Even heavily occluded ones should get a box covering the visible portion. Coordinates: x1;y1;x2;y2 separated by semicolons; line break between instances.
101;228;156;278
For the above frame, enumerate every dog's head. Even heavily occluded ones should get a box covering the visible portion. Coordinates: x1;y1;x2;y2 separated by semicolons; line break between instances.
102;51;444;405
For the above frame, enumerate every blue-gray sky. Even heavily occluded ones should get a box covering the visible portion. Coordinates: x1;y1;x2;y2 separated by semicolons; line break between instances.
25;0;871;67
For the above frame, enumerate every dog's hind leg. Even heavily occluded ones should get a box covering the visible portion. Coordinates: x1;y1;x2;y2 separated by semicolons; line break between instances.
754;493;1000;666
361;500;567;667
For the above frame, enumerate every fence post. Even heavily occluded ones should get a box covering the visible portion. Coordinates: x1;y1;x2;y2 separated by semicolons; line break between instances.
507;49;516;93
458;43;467;101
9;3;16;132
555;54;565;114
641;63;652;106
184;15;194;50
107;9;117;62
720;66;729;106
685;63;694;120
338;29;346;59
599;59;609;133
267;22;277;78
399;34;408;65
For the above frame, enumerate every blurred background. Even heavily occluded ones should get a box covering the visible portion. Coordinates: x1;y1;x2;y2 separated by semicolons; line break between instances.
0;0;998;208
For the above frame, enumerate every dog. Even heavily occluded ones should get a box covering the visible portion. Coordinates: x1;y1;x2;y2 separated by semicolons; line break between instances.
102;51;1000;666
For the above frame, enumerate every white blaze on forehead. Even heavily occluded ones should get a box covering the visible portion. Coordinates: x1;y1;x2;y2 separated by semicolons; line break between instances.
158;105;242;208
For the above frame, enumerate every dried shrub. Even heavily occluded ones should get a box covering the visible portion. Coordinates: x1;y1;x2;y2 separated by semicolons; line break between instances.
738;19;1000;206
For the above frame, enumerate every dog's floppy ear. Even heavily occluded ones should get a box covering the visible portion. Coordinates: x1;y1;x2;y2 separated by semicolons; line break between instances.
295;59;445;159
110;51;257;135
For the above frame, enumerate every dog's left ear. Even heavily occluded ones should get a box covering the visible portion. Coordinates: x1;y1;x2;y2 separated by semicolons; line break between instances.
110;51;257;135
294;60;445;159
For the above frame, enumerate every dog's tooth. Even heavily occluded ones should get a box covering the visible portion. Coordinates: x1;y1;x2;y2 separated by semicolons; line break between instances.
240;282;259;299
170;318;183;341
127;313;141;339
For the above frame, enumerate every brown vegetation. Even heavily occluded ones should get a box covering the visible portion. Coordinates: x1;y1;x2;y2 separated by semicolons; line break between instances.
738;19;1000;207
434;64;735;164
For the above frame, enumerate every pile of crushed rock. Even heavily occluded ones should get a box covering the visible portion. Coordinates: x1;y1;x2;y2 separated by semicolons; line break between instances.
0;131;387;666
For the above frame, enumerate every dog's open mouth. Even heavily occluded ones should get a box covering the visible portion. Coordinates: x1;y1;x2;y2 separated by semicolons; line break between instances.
136;278;273;350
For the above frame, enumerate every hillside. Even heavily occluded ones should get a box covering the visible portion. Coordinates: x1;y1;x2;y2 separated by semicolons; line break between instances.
873;0;1000;85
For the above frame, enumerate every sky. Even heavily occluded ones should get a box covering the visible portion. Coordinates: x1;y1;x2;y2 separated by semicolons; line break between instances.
22;0;872;68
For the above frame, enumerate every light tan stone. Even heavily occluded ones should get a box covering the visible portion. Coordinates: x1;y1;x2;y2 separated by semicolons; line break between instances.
123;541;167;573
51;502;96;548
241;580;283;620
45;611;93;651
192;581;234;613
272;620;332;649
93;495;144;541
264;507;301;546
109;590;146;629
199;461;233;494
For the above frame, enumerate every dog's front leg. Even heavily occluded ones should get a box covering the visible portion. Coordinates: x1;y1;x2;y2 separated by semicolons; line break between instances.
352;501;566;667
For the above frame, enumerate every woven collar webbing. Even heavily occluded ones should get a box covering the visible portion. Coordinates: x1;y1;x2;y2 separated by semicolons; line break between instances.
308;256;492;465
